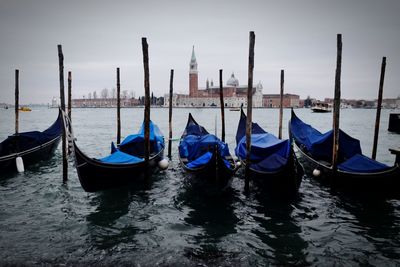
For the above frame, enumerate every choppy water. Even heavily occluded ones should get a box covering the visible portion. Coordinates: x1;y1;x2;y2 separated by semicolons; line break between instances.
0;107;399;266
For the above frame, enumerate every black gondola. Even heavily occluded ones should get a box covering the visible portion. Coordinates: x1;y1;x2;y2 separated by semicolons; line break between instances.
235;108;303;193
61;110;165;192
178;113;239;189
0;110;62;172
289;109;400;196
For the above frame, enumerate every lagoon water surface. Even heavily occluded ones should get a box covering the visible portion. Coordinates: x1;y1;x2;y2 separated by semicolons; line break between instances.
0;107;399;266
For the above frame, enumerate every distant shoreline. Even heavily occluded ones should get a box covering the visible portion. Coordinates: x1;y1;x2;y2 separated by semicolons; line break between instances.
43;106;399;110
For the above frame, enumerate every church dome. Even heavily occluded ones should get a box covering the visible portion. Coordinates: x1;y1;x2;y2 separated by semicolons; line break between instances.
227;72;239;87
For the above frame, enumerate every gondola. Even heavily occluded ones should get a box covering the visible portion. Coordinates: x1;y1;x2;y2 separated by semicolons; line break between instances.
178;113;239;189
61;110;165;192
0;110;62;172
289;109;400;196
235;108;303;193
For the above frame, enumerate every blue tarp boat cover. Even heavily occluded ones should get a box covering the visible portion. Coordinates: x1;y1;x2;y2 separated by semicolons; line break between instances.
187;151;213;168
119;120;164;153
235;112;266;145
0;112;62;156
235;110;291;172
99;150;144;164
99;120;164;164
179;134;231;169
184;123;209;136
338;154;389;173
235;133;291;172
290;112;361;162
290;111;390;173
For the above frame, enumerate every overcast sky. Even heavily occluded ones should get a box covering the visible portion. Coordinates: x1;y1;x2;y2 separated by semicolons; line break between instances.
0;0;399;104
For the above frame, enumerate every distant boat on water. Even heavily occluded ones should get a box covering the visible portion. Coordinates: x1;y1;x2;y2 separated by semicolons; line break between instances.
19;106;31;112
311;102;332;113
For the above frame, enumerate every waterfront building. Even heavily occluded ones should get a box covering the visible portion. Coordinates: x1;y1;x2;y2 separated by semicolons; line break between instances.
263;94;301;108
164;46;300;108
71;97;140;108
164;47;263;108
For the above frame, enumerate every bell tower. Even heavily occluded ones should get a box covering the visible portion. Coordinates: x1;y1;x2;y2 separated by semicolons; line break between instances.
189;46;198;97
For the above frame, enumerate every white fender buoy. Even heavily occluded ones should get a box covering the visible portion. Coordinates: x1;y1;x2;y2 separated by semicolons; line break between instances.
312;168;321;177
158;158;169;170
16;156;25;173
236;161;242;167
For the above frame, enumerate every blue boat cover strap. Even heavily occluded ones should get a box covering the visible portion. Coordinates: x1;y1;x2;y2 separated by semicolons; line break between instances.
99;150;144;164
338;154;390;173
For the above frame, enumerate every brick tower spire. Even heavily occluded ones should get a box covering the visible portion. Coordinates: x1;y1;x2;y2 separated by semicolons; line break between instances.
189;46;198;97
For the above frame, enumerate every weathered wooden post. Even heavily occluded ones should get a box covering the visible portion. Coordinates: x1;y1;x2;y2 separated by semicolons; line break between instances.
372;57;386;160
245;31;255;192
67;71;72;122
332;34;342;175
58;44;67;181
279;69;284;139
142;38;151;176
168;69;174;158
219;69;225;142
14;69;25;172
117;67;121;145
67;71;72;155
15;69;19;134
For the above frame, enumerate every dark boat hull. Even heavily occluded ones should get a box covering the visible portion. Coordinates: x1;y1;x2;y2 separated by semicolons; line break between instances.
311;108;331;113
293;141;400;196
240;149;303;195
73;141;164;192
179;152;235;190
0;136;61;172
0;111;63;173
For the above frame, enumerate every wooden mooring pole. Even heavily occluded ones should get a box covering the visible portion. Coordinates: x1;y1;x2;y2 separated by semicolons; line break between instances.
219;69;225;142
15;69;19;134
58;44;67;181
278;69;284;139
67;71;72;155
117;67;121;145
142;38;151;176
67;71;72;122
372;57;386;160
168;69;174;159
332;34;342;175
245;31;255;193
